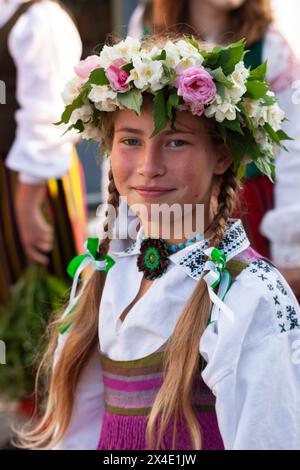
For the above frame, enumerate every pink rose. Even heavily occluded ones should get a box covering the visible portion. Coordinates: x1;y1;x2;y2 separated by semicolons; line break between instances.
106;61;130;92
75;55;102;79
175;66;216;107
189;102;205;117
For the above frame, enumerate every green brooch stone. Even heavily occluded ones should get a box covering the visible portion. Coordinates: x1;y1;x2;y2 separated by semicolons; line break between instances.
137;238;170;280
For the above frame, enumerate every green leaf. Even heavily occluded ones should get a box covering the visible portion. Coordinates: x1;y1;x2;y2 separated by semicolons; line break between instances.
153;49;166;61
162;64;176;82
151;88;167;137
264;122;281;145
254;155;276;182
276;129;294;141
56;88;89;125
201;45;222;68
187;36;200;51
222;119;244;135
122;63;134;73
226;128;260;170
92;107;101;125
88;68;109;86
73;119;84;132
217;38;247;75
261;94;277;106
207;67;233;88
236;164;246;183
216;83;225;101
117;89;143;115
245;80;269;99
249;61;267;81
237;102;254;132
167;92;179;131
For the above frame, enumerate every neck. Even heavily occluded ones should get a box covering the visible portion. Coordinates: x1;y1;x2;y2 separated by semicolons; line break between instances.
188;0;230;42
141;204;216;247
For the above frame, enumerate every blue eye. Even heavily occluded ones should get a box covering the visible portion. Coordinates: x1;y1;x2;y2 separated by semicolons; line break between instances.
123;138;140;146
169;140;187;148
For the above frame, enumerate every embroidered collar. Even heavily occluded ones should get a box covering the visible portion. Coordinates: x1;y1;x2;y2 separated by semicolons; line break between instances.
109;218;250;280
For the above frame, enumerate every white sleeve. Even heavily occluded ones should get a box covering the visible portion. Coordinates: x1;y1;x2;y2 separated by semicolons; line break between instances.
5;1;82;184
51;329;105;450
260;27;300;267
200;260;300;449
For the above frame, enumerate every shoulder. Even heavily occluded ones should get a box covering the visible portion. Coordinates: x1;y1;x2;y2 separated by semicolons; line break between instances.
225;252;300;339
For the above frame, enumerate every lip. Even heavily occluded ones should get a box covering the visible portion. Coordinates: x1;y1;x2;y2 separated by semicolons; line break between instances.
133;186;175;198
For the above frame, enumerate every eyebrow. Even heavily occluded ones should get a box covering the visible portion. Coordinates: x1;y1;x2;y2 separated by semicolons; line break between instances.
115;127;197;135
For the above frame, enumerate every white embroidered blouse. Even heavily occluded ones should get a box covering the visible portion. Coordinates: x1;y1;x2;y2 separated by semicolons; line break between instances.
0;0;82;184
53;219;300;450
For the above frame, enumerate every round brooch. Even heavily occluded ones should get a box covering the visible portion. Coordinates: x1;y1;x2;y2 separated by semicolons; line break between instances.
137;238;170;280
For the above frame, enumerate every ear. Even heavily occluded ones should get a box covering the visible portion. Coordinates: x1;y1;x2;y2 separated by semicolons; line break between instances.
213;143;233;175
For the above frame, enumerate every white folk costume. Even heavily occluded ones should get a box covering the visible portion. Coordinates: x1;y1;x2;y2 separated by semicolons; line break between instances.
53;219;300;450
0;0;86;304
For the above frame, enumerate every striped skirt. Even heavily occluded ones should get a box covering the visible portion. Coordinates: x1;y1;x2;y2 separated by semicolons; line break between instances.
97;339;224;450
0;148;87;305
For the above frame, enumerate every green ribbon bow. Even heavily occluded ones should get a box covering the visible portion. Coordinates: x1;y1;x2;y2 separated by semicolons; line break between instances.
59;238;115;334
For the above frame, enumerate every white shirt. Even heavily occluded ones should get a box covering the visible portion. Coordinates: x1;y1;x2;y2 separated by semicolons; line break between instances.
53;218;300;450
126;10;300;268
0;0;82;183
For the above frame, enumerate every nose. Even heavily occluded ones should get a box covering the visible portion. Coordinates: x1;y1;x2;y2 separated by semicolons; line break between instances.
137;143;166;178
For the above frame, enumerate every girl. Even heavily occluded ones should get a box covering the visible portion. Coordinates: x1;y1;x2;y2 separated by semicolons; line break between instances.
127;0;300;298
17;35;300;450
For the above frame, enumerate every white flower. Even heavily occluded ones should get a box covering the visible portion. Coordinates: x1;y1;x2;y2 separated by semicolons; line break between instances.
95;99;118;112
175;40;204;63
164;41;182;68
88;85;117;103
266;103;285;131
231;61;250;87
88;85;118;112
99;37;141;68
128;55;164;92
176;55;204;73
243;98;268;127
81;124;102;142
114;36;141;60
70;103;93;124
254;129;269;147
224;82;246;104
61;76;82;105
243;97;284;130
204;94;237;122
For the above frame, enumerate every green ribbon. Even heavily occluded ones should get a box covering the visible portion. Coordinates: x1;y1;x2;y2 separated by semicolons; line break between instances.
59;238;115;334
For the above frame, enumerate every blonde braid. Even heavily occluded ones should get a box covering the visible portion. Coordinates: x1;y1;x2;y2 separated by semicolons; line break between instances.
210;165;239;247
98;163;120;257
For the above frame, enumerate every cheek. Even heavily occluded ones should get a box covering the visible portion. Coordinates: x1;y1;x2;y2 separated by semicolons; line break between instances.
175;151;215;186
110;149;135;189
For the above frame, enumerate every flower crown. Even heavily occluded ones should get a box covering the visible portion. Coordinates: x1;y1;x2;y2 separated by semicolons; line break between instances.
57;36;292;181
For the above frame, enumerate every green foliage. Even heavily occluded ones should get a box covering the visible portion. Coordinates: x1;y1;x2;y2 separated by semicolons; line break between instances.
88;68;109;86
118;89;143;115
202;39;246;75
151;88;168;137
0;265;69;400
